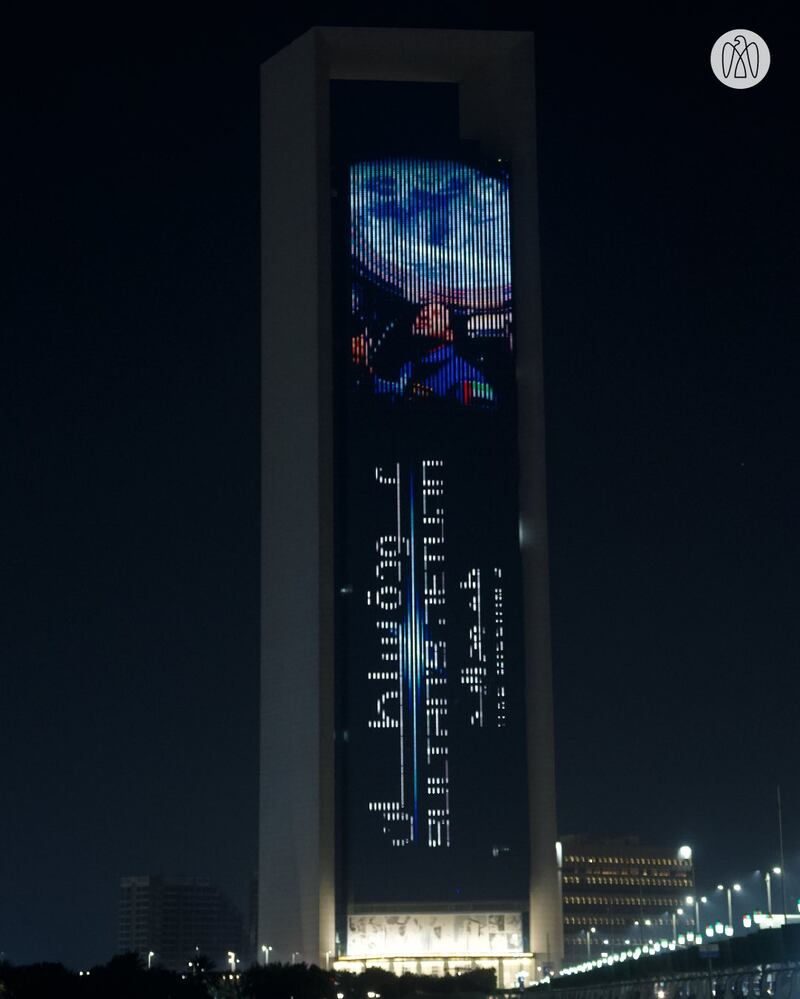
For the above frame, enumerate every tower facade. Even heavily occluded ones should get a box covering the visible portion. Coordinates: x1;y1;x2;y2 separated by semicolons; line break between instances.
260;28;561;983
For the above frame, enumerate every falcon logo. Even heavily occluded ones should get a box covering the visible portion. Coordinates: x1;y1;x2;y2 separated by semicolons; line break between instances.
723;35;759;79
710;30;770;89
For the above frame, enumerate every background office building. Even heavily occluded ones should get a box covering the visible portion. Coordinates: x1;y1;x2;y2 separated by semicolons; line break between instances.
559;836;695;964
118;876;243;971
260;28;561;984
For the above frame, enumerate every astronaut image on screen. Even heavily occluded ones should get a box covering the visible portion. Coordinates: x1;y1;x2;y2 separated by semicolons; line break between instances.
349;158;514;409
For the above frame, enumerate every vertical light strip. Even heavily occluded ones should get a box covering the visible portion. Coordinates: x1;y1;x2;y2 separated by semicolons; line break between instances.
396;465;404;807
409;471;419;840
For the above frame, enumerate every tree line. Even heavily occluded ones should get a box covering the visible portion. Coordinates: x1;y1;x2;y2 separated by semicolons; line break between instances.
0;952;497;999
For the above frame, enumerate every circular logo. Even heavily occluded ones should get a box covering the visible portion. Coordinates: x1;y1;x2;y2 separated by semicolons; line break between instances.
710;29;770;88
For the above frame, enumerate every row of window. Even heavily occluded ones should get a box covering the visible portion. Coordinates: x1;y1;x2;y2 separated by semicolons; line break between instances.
563;895;684;907
562;875;693;888
566;869;690;879
564;856;692;867
564;916;671;928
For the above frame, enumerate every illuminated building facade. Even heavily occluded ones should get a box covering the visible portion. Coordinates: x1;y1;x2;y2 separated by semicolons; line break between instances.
260;29;561;985
559;836;695;964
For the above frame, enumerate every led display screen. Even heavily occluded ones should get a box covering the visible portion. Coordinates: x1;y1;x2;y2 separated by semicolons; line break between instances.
336;158;529;914
347;911;524;957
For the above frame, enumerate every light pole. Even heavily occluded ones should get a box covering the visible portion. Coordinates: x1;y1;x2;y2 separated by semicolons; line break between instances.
686;895;708;937
765;868;781;916
585;926;596;959
261;944;272;966
227;952;236;974
717;883;741;931
777;787;788;924
671;908;685;943
147;951;155;970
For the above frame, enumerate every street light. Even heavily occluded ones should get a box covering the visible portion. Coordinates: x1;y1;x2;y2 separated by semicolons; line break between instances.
716;884;741;931
585;926;596;958
147;951;155;970
765;868;782;916
227;952;236;973
261;944;272;966
671;908;685;943
686;895;708;936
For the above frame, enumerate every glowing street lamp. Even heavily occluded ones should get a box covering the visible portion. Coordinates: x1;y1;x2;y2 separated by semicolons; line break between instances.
261;944;272;965
585;926;597;958
686;895;708;936
717;883;741;931
147;951;155;970
765;868;782;916
671;907;685;943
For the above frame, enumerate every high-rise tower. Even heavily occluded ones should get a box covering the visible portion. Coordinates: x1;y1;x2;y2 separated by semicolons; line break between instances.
260;28;561;984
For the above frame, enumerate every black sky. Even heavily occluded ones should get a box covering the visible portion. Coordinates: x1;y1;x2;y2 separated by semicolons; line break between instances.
3;2;799;969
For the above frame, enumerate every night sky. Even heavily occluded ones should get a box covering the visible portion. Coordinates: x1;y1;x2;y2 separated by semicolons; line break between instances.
3;2;798;970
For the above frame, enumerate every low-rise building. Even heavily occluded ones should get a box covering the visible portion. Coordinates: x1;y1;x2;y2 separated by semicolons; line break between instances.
559;836;695;964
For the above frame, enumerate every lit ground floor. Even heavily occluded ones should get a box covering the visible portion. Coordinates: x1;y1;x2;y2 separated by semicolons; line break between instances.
334;953;536;989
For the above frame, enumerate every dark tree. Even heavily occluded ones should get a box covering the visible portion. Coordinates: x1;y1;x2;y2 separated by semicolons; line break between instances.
241;961;336;999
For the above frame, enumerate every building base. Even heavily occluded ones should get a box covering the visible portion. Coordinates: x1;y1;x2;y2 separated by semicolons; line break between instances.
334;953;536;989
